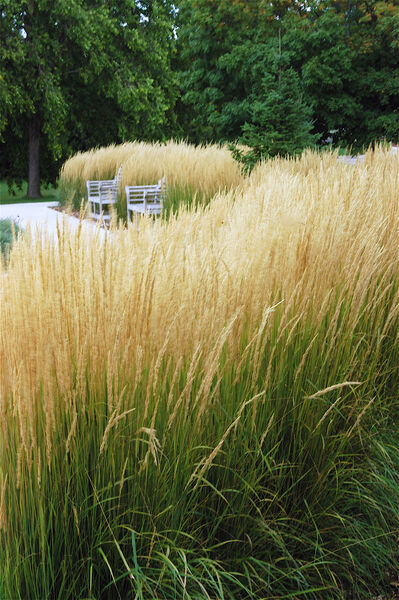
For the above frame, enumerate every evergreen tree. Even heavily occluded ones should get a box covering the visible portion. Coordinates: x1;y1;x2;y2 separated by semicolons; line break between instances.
176;0;278;143
232;42;318;171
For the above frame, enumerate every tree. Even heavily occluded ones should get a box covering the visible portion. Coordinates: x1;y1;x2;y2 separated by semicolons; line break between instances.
0;1;178;197
231;39;318;171
176;0;275;142
176;0;399;149
176;0;314;144
281;1;399;148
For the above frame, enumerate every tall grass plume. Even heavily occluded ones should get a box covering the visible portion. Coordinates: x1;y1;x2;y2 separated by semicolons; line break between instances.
1;147;398;598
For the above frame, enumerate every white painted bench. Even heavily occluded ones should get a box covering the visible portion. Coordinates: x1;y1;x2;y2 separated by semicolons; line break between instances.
86;166;122;224
125;176;167;224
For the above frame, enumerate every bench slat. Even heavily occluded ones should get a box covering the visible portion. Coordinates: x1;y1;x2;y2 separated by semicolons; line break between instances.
86;167;122;224
126;177;167;224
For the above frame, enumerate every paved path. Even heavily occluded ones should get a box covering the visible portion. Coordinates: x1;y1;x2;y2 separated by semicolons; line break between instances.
338;146;397;165
0;201;105;239
337;154;366;165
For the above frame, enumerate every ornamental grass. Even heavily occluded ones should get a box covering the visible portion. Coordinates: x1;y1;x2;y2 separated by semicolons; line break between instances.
58;140;244;215
1;146;398;599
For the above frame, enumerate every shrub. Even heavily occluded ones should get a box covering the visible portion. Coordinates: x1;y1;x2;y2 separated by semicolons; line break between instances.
0;218;22;259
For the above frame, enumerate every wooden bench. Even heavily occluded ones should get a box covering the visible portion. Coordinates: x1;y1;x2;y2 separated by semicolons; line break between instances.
125;176;167;224
86;166;122;224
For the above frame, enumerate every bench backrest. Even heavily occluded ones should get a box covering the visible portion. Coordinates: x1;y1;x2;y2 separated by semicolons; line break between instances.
87;166;123;202
114;166;122;188
125;177;167;206
126;186;161;203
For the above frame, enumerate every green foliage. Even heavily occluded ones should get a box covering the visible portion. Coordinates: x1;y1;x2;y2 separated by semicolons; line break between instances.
284;3;399;148
230;49;319;171
0;218;22;258
177;0;399;149
0;1;178;190
176;0;275;142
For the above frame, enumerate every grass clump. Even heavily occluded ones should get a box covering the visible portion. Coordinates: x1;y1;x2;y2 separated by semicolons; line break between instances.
58;140;244;216
0;147;398;598
0;218;23;259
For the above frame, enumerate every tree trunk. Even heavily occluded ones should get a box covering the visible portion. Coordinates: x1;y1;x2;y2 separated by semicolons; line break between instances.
27;117;41;198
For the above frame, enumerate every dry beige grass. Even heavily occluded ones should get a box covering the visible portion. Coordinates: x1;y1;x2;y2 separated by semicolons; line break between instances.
59;140;244;198
1;147;398;466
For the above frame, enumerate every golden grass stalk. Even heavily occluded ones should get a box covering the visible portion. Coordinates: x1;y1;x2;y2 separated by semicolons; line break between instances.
59;140;244;199
305;381;363;400
1;147;398;478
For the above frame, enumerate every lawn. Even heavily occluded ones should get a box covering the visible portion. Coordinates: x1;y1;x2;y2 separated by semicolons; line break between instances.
0;180;58;204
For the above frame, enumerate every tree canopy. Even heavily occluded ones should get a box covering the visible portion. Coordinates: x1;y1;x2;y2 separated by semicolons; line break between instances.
0;0;177;196
177;0;399;152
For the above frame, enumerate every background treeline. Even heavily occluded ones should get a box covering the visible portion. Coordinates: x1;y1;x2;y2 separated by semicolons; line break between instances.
1;0;398;193
176;0;399;149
